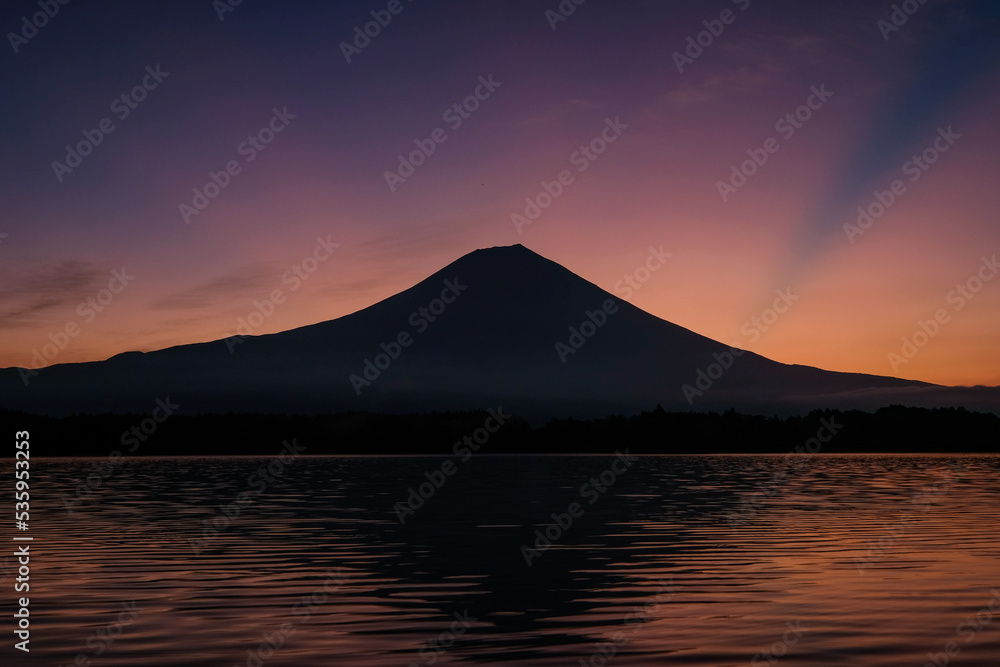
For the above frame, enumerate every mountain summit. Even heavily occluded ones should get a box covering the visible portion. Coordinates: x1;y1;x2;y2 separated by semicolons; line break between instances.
2;244;997;419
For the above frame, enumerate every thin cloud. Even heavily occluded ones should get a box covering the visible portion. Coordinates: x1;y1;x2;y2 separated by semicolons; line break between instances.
661;67;771;107
0;260;105;329
150;264;275;310
515;97;605;128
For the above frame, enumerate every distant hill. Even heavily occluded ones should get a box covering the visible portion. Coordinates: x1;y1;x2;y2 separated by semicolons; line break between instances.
2;406;996;456
1;244;998;420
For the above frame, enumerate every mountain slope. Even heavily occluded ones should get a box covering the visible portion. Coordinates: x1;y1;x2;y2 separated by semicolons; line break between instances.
1;244;996;419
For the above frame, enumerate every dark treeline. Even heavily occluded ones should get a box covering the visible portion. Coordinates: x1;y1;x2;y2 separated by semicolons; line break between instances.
2;404;997;456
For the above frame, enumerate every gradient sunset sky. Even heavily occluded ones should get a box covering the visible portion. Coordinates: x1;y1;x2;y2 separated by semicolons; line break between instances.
2;0;999;387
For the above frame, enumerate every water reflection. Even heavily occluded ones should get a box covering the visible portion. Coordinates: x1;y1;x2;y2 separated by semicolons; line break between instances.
11;454;1000;666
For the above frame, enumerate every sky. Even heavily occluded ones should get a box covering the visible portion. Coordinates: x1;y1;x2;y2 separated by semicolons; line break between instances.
1;0;999;387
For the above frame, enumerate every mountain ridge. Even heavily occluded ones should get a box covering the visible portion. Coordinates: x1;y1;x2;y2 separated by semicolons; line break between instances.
1;243;997;420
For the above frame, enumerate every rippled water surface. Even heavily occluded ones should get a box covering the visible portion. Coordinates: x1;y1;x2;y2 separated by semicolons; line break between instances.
6;454;1000;666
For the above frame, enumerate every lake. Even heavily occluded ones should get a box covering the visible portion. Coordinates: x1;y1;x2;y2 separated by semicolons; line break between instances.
6;454;999;666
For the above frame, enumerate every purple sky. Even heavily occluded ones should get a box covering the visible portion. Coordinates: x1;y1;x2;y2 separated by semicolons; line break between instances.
2;0;999;386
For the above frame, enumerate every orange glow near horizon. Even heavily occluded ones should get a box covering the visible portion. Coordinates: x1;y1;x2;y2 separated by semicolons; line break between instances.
2;3;999;390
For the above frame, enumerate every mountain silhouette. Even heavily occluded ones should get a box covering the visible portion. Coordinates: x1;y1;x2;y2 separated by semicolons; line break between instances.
2;244;998;419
